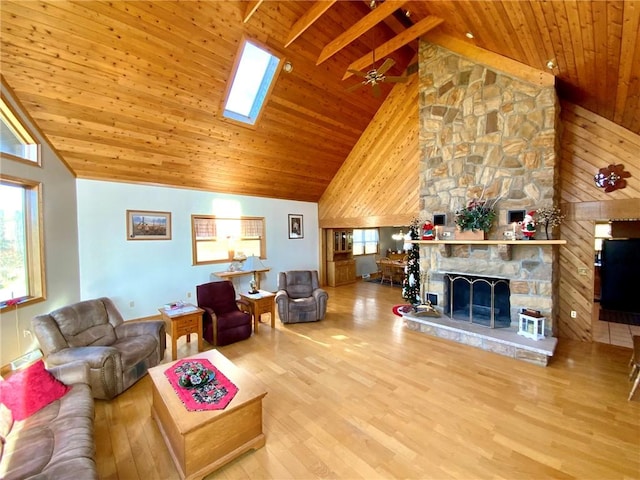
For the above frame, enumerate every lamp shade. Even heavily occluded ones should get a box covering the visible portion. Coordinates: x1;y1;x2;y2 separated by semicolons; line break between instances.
242;255;266;271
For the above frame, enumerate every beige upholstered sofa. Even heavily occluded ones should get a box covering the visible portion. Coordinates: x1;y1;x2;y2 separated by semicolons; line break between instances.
0;361;97;480
32;297;166;400
275;270;329;323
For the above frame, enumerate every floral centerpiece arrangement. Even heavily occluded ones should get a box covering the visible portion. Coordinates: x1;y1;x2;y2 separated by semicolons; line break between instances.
534;206;565;239
455;197;498;233
175;361;215;389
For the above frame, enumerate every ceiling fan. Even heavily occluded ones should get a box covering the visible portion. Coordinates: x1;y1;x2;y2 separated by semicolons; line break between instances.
346;55;408;97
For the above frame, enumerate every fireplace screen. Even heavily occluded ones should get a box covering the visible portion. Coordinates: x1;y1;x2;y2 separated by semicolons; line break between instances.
444;274;511;328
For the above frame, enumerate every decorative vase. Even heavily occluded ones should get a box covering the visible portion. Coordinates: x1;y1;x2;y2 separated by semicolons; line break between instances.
455;229;486;241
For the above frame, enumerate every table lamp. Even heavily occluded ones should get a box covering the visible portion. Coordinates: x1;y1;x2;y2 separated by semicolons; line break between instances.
242;255;266;294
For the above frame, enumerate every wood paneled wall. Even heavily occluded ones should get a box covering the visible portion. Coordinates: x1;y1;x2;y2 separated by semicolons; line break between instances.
318;73;419;228
558;102;640;341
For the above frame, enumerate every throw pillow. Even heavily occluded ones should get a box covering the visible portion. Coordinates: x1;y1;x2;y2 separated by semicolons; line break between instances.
0;360;70;420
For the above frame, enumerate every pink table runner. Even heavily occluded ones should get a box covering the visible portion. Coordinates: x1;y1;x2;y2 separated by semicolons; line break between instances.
164;358;238;411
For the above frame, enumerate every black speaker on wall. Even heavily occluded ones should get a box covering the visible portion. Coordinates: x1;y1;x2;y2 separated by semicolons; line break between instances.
433;214;446;226
507;210;526;224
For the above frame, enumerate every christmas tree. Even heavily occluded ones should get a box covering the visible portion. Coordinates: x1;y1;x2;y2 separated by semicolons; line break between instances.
402;218;421;306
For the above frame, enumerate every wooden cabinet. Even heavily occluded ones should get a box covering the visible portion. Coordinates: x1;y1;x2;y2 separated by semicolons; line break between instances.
326;229;355;287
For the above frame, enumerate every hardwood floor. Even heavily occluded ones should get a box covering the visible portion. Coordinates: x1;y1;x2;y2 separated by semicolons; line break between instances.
95;281;640;479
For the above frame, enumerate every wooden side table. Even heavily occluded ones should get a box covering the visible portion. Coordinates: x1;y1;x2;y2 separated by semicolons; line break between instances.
159;304;205;361
239;291;276;332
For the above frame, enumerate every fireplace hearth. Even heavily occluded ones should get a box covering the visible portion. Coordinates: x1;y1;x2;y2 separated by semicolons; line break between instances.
444;273;511;328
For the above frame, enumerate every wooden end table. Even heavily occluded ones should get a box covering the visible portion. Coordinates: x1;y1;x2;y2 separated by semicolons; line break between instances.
240;290;276;332
159;304;204;361
148;350;267;480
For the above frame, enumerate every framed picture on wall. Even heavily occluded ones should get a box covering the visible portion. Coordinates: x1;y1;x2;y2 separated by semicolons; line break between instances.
126;210;172;240
288;214;303;239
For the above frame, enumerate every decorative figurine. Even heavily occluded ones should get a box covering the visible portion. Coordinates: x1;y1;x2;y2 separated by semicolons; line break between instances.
521;211;536;239
422;221;435;240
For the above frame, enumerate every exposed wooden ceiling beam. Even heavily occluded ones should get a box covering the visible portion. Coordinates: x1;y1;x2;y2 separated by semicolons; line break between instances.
316;0;407;65
343;15;444;80
285;1;338;48
243;0;263;23
423;30;555;88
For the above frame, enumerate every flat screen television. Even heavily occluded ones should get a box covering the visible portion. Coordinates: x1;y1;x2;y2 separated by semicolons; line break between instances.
600;238;640;313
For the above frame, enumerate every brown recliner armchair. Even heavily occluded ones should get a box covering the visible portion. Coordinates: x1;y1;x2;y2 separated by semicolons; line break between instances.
32;297;166;400
196;281;253;346
275;270;328;324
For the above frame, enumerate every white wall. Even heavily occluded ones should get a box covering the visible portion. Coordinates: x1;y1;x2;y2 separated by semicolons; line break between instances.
0;84;81;366
76;180;319;319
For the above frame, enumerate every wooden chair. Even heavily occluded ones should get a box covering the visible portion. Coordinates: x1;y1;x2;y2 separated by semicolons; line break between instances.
629;335;640;401
379;258;395;286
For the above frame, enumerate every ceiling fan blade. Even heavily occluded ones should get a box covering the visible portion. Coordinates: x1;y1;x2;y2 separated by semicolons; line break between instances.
346;82;365;92
372;83;382;98
385;76;408;83
377;58;395;75
347;69;368;78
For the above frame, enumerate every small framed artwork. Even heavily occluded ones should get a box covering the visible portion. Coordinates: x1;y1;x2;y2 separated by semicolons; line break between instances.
288;214;303;239
126;210;172;240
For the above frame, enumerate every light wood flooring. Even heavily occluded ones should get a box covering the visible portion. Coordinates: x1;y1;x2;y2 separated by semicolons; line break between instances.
95;281;640;479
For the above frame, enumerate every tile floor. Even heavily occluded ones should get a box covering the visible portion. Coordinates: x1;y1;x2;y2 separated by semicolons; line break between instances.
592;304;640;348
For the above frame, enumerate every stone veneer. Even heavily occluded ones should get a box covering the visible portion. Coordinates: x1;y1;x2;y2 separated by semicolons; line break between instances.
417;40;561;337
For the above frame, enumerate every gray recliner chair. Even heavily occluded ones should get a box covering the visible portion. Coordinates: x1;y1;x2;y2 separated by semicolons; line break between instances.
32;297;166;400
275;270;328;324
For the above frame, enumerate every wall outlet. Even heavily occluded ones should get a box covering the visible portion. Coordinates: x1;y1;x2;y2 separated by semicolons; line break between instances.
570;310;577;318
129;301;135;308
577;267;588;276
186;291;192;298
504;231;514;238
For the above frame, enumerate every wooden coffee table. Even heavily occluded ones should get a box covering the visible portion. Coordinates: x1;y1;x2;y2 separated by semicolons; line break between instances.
148;350;267;479
240;290;276;332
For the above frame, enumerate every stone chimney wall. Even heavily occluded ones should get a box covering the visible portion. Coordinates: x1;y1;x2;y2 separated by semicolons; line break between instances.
418;41;561;333
418;41;560;229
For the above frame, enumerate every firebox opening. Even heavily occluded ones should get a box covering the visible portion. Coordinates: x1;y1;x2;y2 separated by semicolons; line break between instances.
444;273;511;328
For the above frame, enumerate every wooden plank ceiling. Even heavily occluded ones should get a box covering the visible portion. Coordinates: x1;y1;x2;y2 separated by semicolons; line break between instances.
1;1;638;203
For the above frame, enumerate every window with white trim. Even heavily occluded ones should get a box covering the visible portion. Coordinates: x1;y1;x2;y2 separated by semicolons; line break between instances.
353;228;379;256
192;215;266;265
0;176;45;307
222;39;281;126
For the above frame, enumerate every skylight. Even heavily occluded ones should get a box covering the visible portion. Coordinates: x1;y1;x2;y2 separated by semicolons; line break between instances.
223;40;281;126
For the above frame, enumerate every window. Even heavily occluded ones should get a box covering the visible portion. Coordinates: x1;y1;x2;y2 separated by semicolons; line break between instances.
222;39;281;126
353;228;379;256
1;96;40;164
0;176;45;307
192;215;266;265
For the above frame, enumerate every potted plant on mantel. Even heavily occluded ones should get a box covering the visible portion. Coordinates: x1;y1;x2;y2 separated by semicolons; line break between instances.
454;197;498;240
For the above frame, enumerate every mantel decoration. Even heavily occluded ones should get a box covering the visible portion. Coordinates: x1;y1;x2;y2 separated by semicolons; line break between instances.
534;206;565;240
594;163;631;192
521;211;536;239
454;195;498;238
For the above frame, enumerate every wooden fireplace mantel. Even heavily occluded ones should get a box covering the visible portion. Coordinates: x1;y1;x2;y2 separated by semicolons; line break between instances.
410;239;566;260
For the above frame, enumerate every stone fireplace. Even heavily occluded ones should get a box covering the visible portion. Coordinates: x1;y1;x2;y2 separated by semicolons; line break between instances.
416;39;560;335
405;40;561;365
